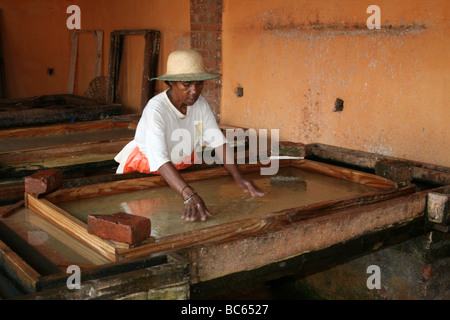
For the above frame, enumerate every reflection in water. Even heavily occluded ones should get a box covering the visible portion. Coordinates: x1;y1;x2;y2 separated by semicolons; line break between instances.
59;167;377;239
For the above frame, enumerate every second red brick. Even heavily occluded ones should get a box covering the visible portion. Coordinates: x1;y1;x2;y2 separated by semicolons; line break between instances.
87;212;151;245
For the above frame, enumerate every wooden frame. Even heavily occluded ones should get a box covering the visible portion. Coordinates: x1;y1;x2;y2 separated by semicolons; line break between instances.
0;10;6;98
0;116;137;180
0;94;121;129
67;30;104;94
1;233;189;299
0;238;40;294
107;29;161;111
24;159;413;263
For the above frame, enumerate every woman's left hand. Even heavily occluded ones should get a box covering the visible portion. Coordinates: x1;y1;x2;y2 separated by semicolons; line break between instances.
235;177;265;197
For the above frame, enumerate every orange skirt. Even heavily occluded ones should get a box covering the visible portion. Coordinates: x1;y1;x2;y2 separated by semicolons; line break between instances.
122;146;197;174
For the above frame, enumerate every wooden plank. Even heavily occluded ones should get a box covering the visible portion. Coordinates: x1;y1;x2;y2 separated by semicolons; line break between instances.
141;31;152;110
36;253;171;291
93;31;103;78
0;9;6;99
46;161;290;203
0;181;24;206
67;32;78;94
144;30;160;110
25;194;116;261
0;271;23;298
290;159;395;189
106;33;121;103
0;239;41;293
116;216;272;261
21;257;189;300
0;201;24;219
278;184;416;224
47;174;169;203
413;166;450;186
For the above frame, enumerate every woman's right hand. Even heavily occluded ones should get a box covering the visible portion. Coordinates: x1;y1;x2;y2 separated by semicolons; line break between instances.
158;163;213;221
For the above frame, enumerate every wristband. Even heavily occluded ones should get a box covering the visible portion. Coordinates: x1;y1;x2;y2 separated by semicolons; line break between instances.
181;185;191;198
183;192;198;205
181;185;195;199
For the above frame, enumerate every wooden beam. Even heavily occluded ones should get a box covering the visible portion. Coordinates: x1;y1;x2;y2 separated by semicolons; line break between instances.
306;143;450;186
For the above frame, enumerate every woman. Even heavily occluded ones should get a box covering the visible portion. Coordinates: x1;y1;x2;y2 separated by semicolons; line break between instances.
115;49;264;222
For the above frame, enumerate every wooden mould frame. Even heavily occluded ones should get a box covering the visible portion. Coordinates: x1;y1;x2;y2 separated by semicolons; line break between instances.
106;29;161;111
24;159;414;263
67;30;104;95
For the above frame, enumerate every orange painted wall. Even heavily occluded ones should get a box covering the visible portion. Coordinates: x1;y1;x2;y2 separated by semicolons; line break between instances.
1;1;448;167
0;0;69;98
221;0;449;167
0;0;190;113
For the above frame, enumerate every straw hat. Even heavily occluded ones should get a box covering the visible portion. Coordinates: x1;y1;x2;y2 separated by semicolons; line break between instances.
151;49;221;82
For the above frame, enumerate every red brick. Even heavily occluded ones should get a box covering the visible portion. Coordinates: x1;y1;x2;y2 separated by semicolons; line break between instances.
24;169;63;196
202;23;222;32
190;23;203;31
87;212;151;244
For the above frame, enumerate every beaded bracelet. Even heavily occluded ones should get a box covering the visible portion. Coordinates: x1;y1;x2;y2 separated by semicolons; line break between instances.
183;192;198;205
